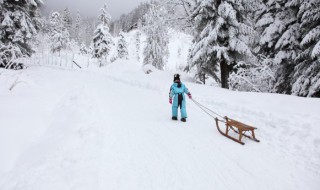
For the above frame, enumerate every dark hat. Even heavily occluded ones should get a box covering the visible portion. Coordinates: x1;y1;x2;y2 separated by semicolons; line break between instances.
173;74;180;82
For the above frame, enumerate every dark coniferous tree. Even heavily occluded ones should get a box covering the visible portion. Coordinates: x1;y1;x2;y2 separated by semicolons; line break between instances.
0;0;43;68
49;11;70;54
117;31;129;59
187;0;256;88
92;3;114;66
293;0;320;97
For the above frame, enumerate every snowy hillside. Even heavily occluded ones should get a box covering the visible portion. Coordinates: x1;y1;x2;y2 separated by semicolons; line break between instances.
0;61;319;190
113;29;192;71
30;28;192;73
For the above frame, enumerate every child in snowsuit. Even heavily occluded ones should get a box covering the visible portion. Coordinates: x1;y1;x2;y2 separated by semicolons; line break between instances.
169;74;192;122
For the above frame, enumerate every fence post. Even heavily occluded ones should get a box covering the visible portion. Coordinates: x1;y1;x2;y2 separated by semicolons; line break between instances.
72;53;75;69
87;55;90;68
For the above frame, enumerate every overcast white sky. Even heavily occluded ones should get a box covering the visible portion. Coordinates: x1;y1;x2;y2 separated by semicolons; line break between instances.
42;0;149;20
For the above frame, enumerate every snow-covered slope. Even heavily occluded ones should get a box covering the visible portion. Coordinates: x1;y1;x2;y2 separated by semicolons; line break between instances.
29;28;192;72
0;61;319;189
118;29;192;71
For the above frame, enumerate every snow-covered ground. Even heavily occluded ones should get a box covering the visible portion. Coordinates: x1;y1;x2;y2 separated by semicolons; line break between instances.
0;60;319;190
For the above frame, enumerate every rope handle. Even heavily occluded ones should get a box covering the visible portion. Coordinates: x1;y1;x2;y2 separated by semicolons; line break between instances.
190;98;225;120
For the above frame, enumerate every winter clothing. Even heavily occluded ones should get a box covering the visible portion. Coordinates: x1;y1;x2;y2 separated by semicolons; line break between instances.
169;81;191;119
172;116;178;120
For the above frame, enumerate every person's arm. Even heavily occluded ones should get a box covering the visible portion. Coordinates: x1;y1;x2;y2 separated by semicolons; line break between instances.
184;85;192;99
169;86;174;104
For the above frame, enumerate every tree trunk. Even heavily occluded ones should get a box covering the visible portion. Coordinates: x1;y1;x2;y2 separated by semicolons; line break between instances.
202;73;206;85
220;60;229;89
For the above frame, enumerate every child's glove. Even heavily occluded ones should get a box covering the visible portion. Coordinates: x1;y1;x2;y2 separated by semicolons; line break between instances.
169;98;172;104
187;93;192;99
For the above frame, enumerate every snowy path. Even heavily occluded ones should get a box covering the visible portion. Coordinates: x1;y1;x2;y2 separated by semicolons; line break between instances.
0;63;319;189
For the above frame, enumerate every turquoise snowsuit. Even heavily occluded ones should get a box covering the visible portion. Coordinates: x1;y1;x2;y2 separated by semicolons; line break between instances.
169;82;190;118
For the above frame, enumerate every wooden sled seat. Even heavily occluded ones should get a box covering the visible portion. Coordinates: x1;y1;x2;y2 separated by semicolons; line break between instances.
215;117;260;145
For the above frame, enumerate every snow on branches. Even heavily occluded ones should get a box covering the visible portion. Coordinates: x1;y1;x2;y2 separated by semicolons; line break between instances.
0;0;43;68
143;5;169;70
49;12;70;54
92;2;114;67
92;24;114;65
99;3;111;27
117;31;128;59
188;0;256;87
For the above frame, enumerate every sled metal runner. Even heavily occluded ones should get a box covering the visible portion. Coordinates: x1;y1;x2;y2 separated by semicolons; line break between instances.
215;117;260;145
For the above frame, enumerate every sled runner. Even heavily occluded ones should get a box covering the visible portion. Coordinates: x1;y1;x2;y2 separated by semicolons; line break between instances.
215;117;260;145
191;98;260;145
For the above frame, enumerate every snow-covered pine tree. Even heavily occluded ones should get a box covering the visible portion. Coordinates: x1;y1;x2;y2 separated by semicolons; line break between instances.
135;30;141;62
229;56;277;93
62;7;72;33
117;31;129;59
143;5;169;70
292;0;320;97
92;24;114;66
225;0;275;92
99;3;111;27
137;18;142;29
92;3;114;67
161;0;195;33
49;11;70;54
187;0;256;88
255;0;320;97
80;42;89;55
84;19;95;46
255;0;301;94
0;0;43;68
74;10;82;44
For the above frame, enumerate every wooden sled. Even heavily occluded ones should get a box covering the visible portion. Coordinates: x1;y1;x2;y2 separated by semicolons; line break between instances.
215;117;260;145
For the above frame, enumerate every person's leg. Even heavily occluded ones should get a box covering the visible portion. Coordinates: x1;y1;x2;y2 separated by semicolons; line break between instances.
172;105;178;119
181;99;187;120
172;96;178;120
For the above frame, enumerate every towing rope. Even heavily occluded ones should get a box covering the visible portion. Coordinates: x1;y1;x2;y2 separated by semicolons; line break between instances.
191;98;226;123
